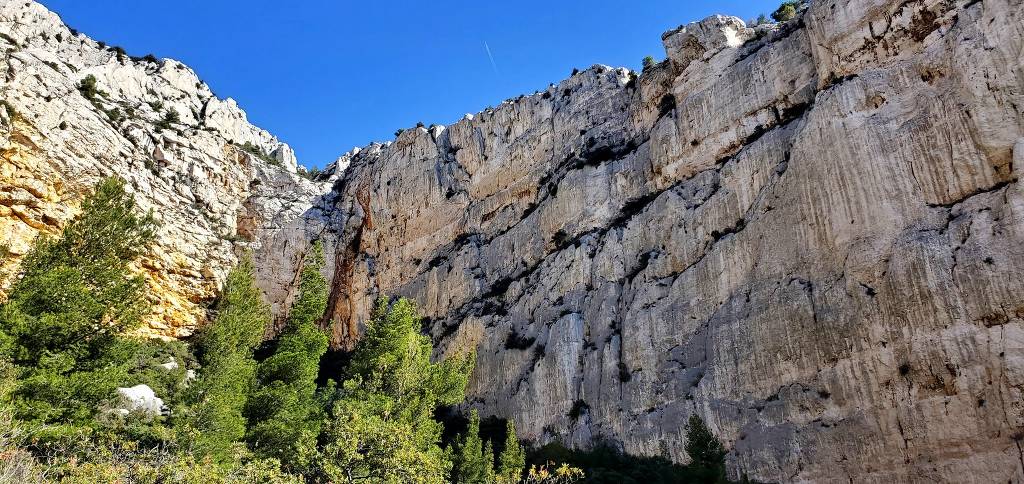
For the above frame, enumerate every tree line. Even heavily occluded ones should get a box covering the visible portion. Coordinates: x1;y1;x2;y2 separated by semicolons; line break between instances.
0;177;731;483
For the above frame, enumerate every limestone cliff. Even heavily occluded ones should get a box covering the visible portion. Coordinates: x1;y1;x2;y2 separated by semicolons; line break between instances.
0;0;336;338
2;0;1023;482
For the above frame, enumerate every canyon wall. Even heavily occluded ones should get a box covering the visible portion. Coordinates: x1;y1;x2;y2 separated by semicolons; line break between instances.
319;0;1024;482
0;0;339;338
3;0;1024;482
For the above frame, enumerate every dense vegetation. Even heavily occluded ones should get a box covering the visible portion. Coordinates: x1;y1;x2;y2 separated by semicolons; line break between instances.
0;178;733;483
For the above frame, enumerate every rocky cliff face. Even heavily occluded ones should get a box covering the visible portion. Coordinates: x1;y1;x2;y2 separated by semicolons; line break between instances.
0;0;338;338
3;0;1023;482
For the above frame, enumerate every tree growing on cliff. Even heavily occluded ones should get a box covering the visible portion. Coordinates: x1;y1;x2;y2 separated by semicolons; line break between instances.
771;1;801;22
187;255;270;462
317;296;475;483
245;241;330;471
641;56;656;72
685;414;728;482
0;177;157;424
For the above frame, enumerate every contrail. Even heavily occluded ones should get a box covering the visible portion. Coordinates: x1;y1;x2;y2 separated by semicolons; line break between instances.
484;42;498;74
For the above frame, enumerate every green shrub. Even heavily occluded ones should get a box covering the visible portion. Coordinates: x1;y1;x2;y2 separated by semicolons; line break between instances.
497;419;526;482
642;56;656;72
105;107;122;124
297;167;322;181
684;414;728;482
772;1;800;22
77;74;99;101
239;141;280;166
155;107;179;132
451;410;493;483
0;177;161;430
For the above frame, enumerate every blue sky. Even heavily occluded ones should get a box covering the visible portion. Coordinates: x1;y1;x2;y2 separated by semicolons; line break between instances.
40;0;781;168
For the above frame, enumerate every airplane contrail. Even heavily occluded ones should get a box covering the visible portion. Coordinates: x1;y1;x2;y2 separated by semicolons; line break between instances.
484;42;499;74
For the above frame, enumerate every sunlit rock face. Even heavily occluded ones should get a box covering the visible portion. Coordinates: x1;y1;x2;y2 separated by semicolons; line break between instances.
3;0;1023;481
0;1;334;338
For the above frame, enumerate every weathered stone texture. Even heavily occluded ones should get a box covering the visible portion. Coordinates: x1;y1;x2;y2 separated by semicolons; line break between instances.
0;0;331;338
2;0;1022;481
319;1;1024;482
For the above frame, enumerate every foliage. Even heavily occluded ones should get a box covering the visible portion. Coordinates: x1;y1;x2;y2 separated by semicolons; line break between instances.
497;419;526;482
1;177;155;359
771;1;800;22
239;141;280;166
529;437;734;484
451;410;492;483
684;414;728;483
298;166;322;181
641;56;656;72
0;360;46;484
317;297;474;483
186;256;269;462
77;74;99;100
525;463;585;483
0;178;161;426
156;107;180;131
245;242;330;471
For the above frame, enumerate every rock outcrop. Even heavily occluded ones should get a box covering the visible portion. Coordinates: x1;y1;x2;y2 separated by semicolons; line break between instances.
0;0;332;338
2;0;1023;482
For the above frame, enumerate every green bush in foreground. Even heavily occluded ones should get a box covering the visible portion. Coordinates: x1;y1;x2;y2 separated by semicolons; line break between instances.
0;177;158;426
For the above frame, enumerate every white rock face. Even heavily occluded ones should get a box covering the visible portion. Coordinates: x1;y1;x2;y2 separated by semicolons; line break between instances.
116;384;164;416
159;358;179;371
2;0;1024;482
273;143;299;173
0;0;332;337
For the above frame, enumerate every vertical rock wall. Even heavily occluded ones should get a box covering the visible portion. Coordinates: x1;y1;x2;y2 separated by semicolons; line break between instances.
317;0;1024;481
2;0;1023;481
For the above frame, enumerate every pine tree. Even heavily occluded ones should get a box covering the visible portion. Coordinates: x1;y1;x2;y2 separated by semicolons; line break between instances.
642;56;656;72
685;414;728;482
453;410;488;483
318;297;474;483
483;439;496;483
497;419;526;482
246;241;330;471
0;177;157;423
188;255;269;462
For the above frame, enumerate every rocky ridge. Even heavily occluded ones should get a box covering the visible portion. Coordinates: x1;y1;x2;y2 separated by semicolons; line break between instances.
2;0;1024;482
0;0;337;337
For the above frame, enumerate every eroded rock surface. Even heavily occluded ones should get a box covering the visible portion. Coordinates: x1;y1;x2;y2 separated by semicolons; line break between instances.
319;1;1024;482
2;0;1023;481
0;0;333;338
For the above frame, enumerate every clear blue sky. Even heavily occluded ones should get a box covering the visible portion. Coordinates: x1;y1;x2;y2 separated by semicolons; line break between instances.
40;0;780;168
